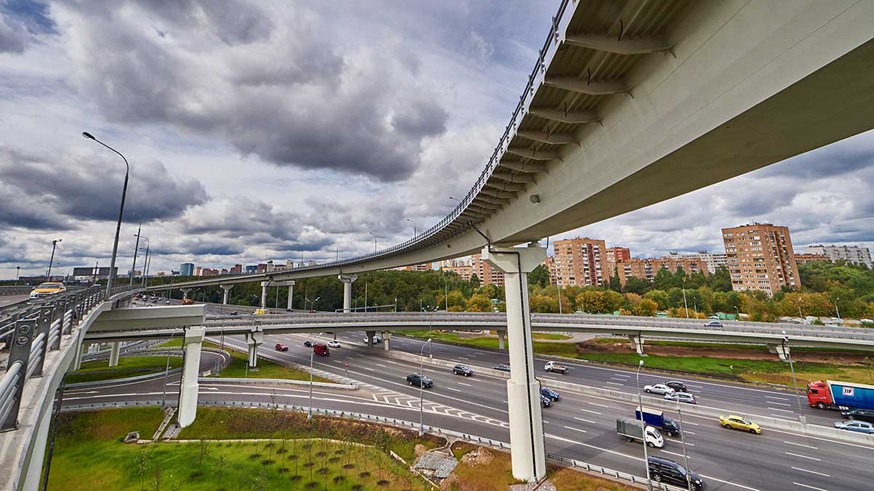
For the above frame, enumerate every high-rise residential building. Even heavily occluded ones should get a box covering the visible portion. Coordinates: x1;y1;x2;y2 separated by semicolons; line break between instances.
614;256;707;285
805;245;872;269
552;237;607;287
396;263;433;272
230;264;243;274
470;254;505;286
179;263;195;277
606;247;631;264
722;223;801;295
794;253;830;265
441;259;473;281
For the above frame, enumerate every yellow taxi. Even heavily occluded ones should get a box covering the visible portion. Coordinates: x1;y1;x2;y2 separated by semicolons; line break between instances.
719;414;762;434
29;282;66;299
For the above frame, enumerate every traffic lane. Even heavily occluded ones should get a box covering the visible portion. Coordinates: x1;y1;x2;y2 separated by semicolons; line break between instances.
382;333;833;427
0;294;30;308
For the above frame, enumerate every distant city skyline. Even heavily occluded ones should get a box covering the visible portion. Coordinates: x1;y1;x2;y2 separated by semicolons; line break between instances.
2;1;873;279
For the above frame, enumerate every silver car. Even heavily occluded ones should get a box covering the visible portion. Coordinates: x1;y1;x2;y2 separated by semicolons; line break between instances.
665;392;697;404
644;383;675;395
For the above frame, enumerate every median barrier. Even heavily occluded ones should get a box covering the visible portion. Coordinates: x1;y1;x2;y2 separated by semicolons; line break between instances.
66;368;183;388
200;377;357;390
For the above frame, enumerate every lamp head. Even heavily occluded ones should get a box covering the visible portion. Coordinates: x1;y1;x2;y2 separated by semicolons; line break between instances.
638;360;644;367
82;131;95;140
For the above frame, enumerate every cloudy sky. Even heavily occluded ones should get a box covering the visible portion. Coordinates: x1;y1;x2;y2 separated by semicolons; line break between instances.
1;0;872;279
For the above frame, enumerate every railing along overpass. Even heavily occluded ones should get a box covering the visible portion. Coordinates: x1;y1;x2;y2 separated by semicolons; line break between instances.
83;311;874;356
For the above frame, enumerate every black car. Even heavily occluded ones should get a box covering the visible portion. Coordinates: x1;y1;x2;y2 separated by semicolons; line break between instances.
648;456;704;490
493;364;511;372
453;364;473;376
665;380;688;393
406;373;433;388
540;395;552;407
303;341;313;348
841;408;874;424
541;387;560;401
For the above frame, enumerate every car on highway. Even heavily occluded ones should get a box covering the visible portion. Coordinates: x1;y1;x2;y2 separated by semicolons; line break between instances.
834;420;874;434
182;298;195;305
363;335;384;344
327;340;341;348
303;340;313;348
644;383;675;395
704;320;723;327
493;363;511;372
541;387;560;401
406;373;433;388
665;392;697;404
452;364;473;376
647;456;704;490
841;408;874;423
29;282;66;299
540;394;552;408
665;380;688;392
275;343;288;352
719;414;761;434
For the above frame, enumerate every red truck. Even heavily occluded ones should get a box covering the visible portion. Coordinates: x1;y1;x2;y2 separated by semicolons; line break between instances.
313;343;330;356
807;380;874;410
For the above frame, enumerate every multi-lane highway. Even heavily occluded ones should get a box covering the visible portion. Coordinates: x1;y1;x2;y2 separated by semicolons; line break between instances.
67;328;874;491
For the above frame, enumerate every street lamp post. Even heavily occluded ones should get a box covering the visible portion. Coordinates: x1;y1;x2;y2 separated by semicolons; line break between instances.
835;297;841;322
682;277;689;319
796;299;804;322
734;305;740;320
782;331;806;424
419;338;432;436
406;218;417;238
141;240;151;288
636;360;653;491
675;397;692;489
369;232;377;253
308;334;315;420
15;266;20;285
161;331;176;408
138;236;150;287
46;238;62;281
130;220;141;286
82;131;130;300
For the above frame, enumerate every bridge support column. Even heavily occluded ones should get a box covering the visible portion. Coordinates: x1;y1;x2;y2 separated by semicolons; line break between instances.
285;281;295;310
246;330;264;369
338;275;358;313
73;342;88;371
260;281;270;309
497;331;506;350
220;284;234;305
108;342;121;367
628;335;646;356
366;330;376;349
482;242;547;483
768;343;790;362
383;332;391;351
178;326;206;428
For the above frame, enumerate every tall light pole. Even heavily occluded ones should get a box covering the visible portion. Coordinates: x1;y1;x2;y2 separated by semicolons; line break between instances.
406;218;417;238
46;238;62;281
636;360;653;491
796;299;804;322
311;296;320;311
782;331;806;424
139;237;150;288
675;397;692;489
419;337;432;436
369;232;377;253
82;131;130;299
130;220;141;286
682;277;689;318
307;333;315;420
15;266;20;285
835;297;841;322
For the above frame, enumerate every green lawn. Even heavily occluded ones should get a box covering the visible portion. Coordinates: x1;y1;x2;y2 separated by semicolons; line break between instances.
398;331;579;357
212;347;333;383
66;356;183;384
48;408;436;491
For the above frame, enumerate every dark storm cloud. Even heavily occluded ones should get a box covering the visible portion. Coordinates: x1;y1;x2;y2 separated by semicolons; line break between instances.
0;146;208;223
55;0;449;182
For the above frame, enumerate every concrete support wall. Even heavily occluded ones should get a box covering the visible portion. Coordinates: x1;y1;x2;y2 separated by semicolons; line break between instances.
286;282;295;310
366;330;375;348
108;342;121;367
482;243;547;482
383;332;391;351
767;343;790;362
628;335;645;356
177;327;206;428
498;331;506;350
246;330;264;368
220;284;233;305
339;275;357;313
260;281;269;309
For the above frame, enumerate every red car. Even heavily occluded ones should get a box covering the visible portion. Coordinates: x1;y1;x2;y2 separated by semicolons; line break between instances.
275;343;288;351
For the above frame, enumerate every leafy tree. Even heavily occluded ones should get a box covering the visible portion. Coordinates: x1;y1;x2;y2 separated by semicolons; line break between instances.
708;266;732;292
529;294;557;313
528;264;551;288
623;277;649;295
466;293;492;312
643;290;670;310
653;267;676;291
469;274;480;289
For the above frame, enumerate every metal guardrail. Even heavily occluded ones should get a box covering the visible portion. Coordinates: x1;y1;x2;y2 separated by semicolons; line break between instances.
0;286;31;297
0;285;115;430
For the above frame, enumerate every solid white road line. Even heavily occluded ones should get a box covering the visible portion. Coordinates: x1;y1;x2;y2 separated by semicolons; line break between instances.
445;387;461;393
458;382;472;387
578;408;602;415
605;382;624;386
661;450;687;458
589;402;609;408
791;467;830;478
573;417;597;424
562;425;587;434
785;452;821;461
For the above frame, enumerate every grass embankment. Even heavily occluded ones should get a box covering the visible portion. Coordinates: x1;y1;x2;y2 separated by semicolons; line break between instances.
449;442;634;490
66;356;184;384
398;331;578;357
157;338;333;383
48;408;440;490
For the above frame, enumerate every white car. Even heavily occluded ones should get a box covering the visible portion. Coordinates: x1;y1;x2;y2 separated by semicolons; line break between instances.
327;340;341;348
665;392;698;404
363;335;383;344
644;383;675;395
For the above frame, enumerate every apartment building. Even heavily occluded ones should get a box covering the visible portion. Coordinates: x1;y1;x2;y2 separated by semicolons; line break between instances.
805;245;872;268
615;256;707;285
794;253;830;265
552;237;607;287
722;223;801;295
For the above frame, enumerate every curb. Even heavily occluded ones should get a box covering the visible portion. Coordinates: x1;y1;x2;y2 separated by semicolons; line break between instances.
200;377;357;390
